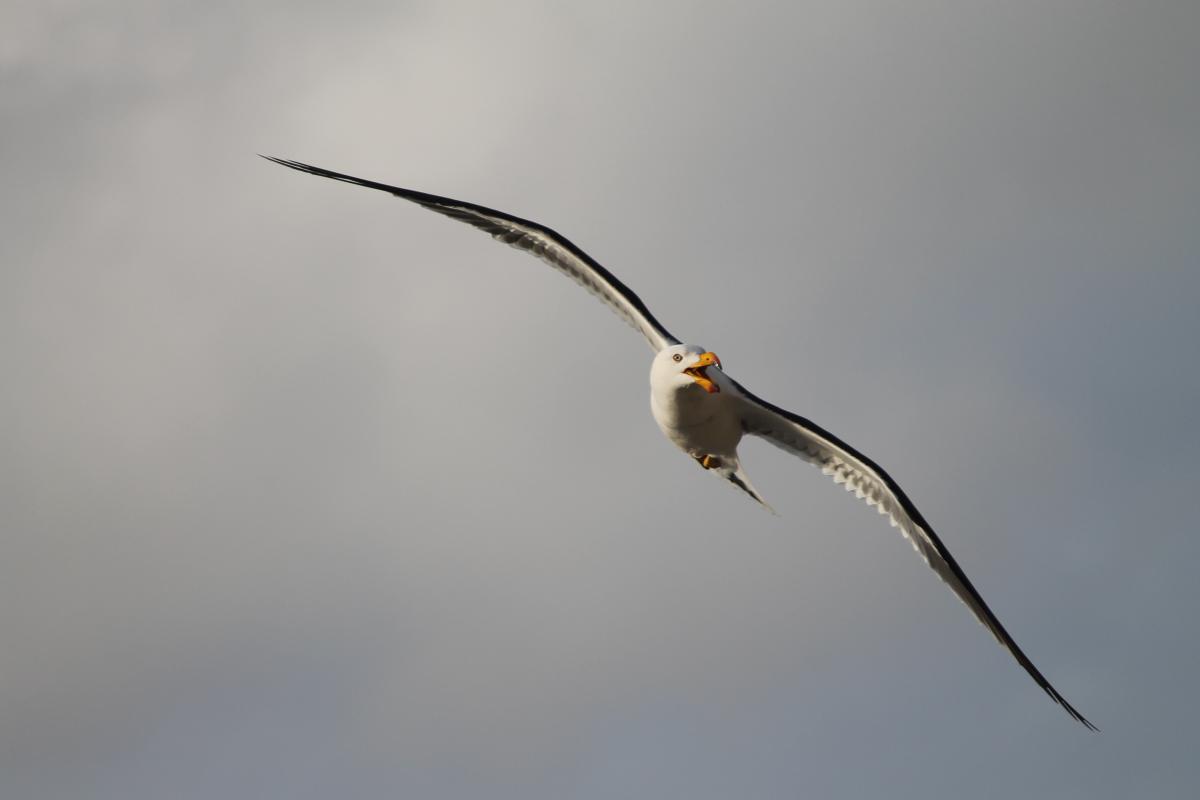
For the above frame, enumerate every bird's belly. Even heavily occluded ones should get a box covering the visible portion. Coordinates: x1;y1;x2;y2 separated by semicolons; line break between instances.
651;393;743;458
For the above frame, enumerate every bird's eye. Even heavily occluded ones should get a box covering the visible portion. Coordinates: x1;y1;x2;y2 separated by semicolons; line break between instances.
672;354;683;362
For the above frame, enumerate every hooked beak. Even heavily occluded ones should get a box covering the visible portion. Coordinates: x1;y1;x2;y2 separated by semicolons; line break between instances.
683;351;722;393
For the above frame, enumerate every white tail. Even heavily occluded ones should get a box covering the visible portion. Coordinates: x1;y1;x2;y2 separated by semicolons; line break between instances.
718;458;776;515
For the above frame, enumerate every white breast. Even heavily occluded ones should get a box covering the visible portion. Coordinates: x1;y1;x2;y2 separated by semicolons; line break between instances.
650;383;744;459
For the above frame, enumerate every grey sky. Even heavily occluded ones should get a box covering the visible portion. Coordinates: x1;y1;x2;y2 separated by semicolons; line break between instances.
3;1;1199;797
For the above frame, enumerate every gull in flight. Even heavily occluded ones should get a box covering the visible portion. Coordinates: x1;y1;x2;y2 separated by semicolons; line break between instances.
264;156;1096;730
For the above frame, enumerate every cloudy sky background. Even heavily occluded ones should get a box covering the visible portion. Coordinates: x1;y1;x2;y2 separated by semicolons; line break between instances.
4;1;1199;797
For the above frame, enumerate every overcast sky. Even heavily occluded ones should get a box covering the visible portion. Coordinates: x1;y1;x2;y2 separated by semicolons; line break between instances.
4;1;1199;797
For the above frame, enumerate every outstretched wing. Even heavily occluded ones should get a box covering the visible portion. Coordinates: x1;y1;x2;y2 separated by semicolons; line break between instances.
731;379;1096;730
263;157;680;353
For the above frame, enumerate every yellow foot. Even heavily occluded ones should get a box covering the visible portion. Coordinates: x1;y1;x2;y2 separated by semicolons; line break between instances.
700;454;722;470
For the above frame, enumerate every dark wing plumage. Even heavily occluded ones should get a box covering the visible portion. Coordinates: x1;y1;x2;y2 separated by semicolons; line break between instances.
731;380;1097;730
262;156;679;352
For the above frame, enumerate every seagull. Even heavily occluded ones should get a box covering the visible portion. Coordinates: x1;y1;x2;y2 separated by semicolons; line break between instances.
264;156;1096;730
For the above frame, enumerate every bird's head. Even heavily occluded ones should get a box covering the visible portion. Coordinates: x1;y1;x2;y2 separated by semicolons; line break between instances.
652;344;723;394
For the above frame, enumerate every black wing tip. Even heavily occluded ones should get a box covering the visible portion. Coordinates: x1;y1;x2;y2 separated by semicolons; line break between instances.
259;155;453;209
260;154;301;174
1037;682;1098;731
1047;689;1099;732
260;155;348;182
